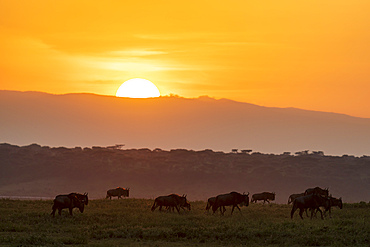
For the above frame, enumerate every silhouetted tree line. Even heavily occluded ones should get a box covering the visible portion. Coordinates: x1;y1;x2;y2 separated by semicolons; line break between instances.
0;143;369;202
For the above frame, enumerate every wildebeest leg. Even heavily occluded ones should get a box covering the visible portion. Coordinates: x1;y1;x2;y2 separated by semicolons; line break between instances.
299;208;304;220
310;208;315;219
69;207;73;216
305;209;309;217
316;208;324;219
58;208;62;216
51;204;57;217
212;205;219;215
231;205;236;214
167;206;176;212
214;206;224;215
324;207;331;218
231;205;241;215
290;207;296;219
221;206;226;214
175;205;180;214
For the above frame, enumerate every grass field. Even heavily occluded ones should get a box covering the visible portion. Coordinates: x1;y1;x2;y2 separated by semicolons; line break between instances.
0;198;369;246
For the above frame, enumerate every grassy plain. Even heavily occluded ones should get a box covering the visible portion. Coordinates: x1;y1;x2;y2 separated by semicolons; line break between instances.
0;198;369;246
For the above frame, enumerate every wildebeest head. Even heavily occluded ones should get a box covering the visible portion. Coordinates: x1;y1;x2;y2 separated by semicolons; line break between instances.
331;197;343;209
124;188;130;197
181;195;191;210
323;188;329;197
241;192;250;207
69;194;84;213
265;192;276;201
69;192;88;205
81;192;88;205
171;194;191;210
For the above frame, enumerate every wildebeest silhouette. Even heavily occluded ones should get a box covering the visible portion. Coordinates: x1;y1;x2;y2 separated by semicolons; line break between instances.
291;193;330;219
151;194;189;213
251;192;275;204
51;193;84;217
212;191;249;215
106;187;129;199
321;196;343;218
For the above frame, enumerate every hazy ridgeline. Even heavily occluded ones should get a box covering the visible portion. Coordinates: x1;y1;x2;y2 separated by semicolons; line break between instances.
2;90;370;156
0;198;369;246
0;143;369;203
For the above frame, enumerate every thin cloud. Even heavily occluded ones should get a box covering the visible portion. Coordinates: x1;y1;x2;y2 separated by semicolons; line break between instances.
106;50;168;57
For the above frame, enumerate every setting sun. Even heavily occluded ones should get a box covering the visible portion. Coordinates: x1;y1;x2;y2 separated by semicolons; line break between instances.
116;78;161;98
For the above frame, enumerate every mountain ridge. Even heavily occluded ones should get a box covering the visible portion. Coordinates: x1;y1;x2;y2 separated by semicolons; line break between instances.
4;90;368;119
1;90;369;156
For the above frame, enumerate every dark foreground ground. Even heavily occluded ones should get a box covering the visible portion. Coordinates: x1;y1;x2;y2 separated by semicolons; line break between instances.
0;199;369;246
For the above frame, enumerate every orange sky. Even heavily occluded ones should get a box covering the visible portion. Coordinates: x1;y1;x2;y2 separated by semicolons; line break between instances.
1;0;370;118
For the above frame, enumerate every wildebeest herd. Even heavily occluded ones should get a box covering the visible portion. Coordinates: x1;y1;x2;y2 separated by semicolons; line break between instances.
290;187;343;219
51;186;342;220
51;188;128;216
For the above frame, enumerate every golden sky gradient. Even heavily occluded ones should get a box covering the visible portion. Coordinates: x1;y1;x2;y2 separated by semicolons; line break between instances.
1;0;369;118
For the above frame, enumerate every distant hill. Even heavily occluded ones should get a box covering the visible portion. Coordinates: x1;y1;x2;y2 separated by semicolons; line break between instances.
0;143;369;203
1;90;370;156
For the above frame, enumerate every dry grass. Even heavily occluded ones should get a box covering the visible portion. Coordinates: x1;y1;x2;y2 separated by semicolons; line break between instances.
0;199;369;246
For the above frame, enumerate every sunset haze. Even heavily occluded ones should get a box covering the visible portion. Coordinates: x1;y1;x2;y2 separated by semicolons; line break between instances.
0;2;369;243
1;0;370;118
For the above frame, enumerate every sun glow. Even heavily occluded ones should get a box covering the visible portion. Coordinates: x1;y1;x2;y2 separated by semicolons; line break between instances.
115;78;161;98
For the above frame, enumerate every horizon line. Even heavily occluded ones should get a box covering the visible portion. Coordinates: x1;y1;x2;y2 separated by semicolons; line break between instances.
1;142;369;158
1;89;368;120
